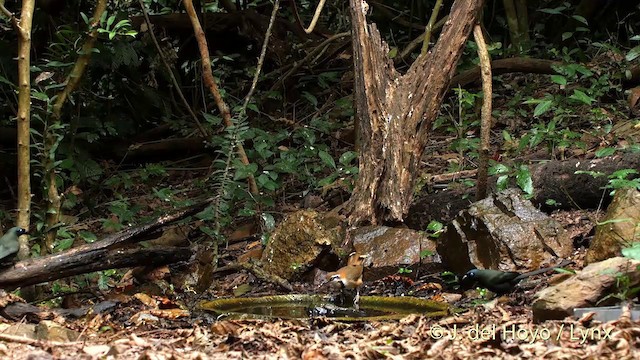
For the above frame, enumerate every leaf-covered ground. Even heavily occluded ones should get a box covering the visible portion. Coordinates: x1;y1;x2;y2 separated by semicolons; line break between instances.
1;296;638;359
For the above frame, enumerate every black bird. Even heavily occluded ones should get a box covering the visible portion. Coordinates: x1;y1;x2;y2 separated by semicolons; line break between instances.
0;227;28;264
461;260;573;294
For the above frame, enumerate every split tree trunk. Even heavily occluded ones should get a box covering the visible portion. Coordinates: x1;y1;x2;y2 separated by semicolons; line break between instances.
346;0;485;225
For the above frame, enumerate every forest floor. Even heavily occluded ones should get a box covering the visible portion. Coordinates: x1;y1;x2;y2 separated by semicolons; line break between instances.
1;69;637;358
2;267;639;359
1;223;637;359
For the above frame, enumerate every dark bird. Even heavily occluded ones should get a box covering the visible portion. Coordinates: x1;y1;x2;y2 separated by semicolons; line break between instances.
0;227;28;264
461;260;573;294
324;252;369;308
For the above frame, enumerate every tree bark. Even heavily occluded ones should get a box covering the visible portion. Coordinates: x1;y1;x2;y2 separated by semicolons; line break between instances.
346;0;485;225
473;24;492;200
14;0;36;260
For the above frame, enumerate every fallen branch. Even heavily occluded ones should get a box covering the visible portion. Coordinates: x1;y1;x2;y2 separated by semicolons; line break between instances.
451;57;560;88
213;262;293;292
0;199;212;289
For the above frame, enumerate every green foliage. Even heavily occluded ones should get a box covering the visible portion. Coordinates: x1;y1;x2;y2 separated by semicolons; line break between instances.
591;242;640;305
576;168;640;196
489;163;534;197
622;242;640;261
537;3;590;42
424;220;444;239
93;12;137;40
597;270;640;305
433;88;482;171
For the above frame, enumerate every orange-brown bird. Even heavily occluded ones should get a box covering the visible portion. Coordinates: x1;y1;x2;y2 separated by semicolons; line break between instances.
324;252;368;308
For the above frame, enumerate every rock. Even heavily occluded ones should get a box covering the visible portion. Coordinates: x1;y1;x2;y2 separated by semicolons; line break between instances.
532;257;640;322
438;188;572;274
586;187;640;263
2;323;36;339
352;226;439;279
261;210;344;280
35;320;81;342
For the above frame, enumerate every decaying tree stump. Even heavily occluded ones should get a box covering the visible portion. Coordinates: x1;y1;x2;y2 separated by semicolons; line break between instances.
345;0;485;225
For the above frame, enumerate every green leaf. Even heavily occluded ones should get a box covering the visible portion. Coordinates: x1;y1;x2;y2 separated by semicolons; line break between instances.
196;206;215;221
318;150;336;169
114;19;130;29
496;175;509;191
502;130;512;142
489;163;510;175
107;15;116;29
80;12;89;25
622;242;640;260
318;174;338;187
234;162;258;180
388;47;398;58
595;147;616;158
78;231;97;243
427;220;443;233
554;268;576;274
569;89;595;105
0;75;14;87
550;75;567;86
247;103;259;113
561;32;573;41
539;7;565;15
420;249;434;258
54;238;75;252
31;91;50;101
533;99;554;117
339;151;358;165
516;165;534;196
261;213;276;231
627;46;640;62
610;169;637;180
302;91;318;107
233;284;252;296
571;15;588;25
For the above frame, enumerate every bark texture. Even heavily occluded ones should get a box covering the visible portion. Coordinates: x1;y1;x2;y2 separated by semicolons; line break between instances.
346;0;485;224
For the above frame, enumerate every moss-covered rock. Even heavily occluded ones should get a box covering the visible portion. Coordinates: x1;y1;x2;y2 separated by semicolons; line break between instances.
261;210;344;280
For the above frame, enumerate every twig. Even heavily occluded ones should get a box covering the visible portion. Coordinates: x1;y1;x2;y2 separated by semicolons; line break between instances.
421;0;443;54
473;24;492;200
396;16;447;63
138;0;208;138
213;262;293;292
430;169;478;184
241;0;280;112
0;333;82;348
183;0;258;195
269;32;350;92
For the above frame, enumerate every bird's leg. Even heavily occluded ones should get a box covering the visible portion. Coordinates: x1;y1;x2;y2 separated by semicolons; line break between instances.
353;288;360;310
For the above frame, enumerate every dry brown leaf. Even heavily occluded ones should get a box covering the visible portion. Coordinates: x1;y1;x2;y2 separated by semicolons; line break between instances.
133;293;158;308
210;321;242;336
148;309;190;319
